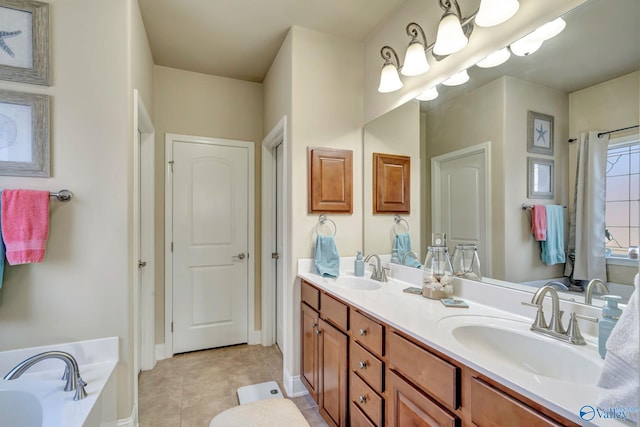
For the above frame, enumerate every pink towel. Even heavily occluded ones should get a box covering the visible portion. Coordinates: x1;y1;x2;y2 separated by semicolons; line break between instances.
1;190;50;265
531;204;547;241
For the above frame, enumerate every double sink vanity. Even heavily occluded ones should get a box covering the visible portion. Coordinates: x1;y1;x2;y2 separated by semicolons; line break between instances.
297;259;624;427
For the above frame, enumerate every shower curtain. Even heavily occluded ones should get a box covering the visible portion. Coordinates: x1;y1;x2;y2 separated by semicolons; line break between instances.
564;131;609;282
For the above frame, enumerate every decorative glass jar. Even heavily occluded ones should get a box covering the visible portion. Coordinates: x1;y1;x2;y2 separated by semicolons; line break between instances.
451;243;482;280
422;246;454;299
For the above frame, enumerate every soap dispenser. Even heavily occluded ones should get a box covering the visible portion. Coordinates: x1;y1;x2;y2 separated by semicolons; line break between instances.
599;295;622;359
354;251;364;277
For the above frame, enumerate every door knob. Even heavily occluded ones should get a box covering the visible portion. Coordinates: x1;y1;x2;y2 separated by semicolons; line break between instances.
138;260;147;268
232;253;246;260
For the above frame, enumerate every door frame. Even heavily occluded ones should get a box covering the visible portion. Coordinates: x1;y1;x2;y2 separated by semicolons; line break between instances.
132;89;155;412
164;133;255;357
431;141;492;277
261;116;288;348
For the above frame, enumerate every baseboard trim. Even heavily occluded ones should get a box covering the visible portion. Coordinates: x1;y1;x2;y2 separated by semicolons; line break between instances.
249;329;262;345
155;344;168;361
117;403;137;427
283;368;308;398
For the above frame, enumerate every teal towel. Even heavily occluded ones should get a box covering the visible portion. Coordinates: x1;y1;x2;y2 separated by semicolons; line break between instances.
314;235;339;278
541;205;566;265
393;233;421;268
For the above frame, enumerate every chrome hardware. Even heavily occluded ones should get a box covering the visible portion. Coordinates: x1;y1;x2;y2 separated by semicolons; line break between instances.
4;351;88;400
359;328;367;336
315;329;321;336
271;252;279;259
566;313;598;345
364;254;389;282
358;361;367;369
138;260;147;268
401;251;419;266
545;281;569;291
585;278;609;305
232;253;246;260
358;395;367;404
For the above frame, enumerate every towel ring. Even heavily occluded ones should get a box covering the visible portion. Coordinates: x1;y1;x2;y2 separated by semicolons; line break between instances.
393;215;410;236
316;214;337;236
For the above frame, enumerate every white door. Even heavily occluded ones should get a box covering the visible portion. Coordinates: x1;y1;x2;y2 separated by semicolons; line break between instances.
171;139;250;353
432;144;491;276
275;142;284;349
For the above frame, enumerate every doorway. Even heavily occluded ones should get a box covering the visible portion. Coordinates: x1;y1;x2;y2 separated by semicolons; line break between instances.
165;134;255;355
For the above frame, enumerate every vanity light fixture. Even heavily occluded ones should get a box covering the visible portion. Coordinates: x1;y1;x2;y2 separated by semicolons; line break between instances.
401;23;431;76
475;0;520;27
416;86;439;101
509;36;543;56
377;46;403;93
433;0;471;56
476;47;511;68
509;17;566;57
442;69;469;86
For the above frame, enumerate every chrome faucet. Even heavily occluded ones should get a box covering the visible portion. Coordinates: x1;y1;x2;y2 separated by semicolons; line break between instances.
585;278;609;305
523;284;597;345
545;281;569;291
364;254;389;282
3;351;88;400
401;251;419;266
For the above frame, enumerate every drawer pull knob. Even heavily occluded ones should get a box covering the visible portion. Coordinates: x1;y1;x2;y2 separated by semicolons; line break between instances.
358;395;367;404
314;329;321;335
311;322;318;328
359;328;367;336
358;361;367;369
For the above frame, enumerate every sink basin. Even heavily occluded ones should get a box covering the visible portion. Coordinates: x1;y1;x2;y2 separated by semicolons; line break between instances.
437;316;602;384
331;276;382;291
0;389;43;427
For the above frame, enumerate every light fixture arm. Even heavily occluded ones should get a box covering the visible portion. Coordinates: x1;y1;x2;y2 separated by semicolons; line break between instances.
406;22;428;48
380;45;401;68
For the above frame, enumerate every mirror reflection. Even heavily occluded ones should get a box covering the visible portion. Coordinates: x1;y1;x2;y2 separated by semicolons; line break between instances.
363;0;639;305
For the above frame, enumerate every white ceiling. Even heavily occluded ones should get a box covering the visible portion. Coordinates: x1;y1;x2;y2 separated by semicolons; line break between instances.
138;0;406;82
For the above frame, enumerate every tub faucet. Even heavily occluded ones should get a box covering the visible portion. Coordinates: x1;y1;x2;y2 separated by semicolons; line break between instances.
3;351;87;400
364;254;388;282
585;278;609;305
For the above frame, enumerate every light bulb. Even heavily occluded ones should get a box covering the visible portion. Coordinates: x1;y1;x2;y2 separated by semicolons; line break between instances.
416;86;439;101
510;36;543;56
378;63;403;93
402;42;430;76
442;69;470;86
476;48;511;68
433;12;468;56
475;0;520;27
530;17;566;41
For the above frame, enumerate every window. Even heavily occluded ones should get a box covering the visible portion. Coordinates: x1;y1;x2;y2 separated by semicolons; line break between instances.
605;135;639;258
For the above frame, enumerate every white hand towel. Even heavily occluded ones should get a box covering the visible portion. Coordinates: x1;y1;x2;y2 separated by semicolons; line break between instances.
596;273;639;422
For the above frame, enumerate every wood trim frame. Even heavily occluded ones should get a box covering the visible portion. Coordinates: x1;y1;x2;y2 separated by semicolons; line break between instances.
373;153;410;213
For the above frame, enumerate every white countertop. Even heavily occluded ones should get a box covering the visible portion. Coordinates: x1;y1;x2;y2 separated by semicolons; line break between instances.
298;260;632;426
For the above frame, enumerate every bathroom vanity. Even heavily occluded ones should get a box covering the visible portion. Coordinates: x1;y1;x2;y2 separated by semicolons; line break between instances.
298;264;618;427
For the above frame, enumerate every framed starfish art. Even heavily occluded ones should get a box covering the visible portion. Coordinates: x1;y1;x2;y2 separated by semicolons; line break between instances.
527;111;554;156
0;0;49;85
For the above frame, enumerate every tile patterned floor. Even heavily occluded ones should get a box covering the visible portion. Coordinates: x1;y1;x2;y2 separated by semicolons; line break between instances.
138;344;328;427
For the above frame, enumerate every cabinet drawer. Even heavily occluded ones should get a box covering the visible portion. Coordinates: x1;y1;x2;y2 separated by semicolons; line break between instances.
387;369;458;427
351;310;384;357
301;280;319;310
321;292;348;331
471;377;562;427
350;402;376;427
387;331;459;411
351;372;383;426
350;341;383;393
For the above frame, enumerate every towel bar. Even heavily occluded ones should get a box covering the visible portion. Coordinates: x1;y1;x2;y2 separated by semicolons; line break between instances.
521;203;566;210
316;214;336;236
50;189;73;202
393;214;410;235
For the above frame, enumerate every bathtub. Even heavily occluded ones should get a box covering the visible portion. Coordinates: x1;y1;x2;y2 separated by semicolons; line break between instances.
519;277;634;305
0;337;118;427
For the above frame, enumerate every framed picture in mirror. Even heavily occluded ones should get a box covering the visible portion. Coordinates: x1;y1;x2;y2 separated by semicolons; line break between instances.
527;111;554;155
528;157;553;199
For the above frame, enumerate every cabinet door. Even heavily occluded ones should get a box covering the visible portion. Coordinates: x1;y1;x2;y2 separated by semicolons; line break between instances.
301;303;320;402
387;369;458;427
319;318;349;427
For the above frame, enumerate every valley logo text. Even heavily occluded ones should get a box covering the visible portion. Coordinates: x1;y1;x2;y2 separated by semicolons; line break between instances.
579;405;640;422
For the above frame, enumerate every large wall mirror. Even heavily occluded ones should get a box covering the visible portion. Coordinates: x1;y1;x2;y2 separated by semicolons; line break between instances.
363;0;639;305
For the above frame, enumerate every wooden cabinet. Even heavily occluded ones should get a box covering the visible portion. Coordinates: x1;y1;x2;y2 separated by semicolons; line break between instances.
300;280;349;427
300;280;581;427
308;147;353;213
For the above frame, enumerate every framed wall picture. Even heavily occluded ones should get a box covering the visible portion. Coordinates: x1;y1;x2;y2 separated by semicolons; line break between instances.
0;0;50;85
528;157;554;199
527;111;554;155
0;88;50;177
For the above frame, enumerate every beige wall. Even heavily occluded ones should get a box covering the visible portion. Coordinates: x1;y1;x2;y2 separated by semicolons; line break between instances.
569;71;640;286
363;101;421;256
263;26;363;388
0;0;154;419
153;66;264;342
